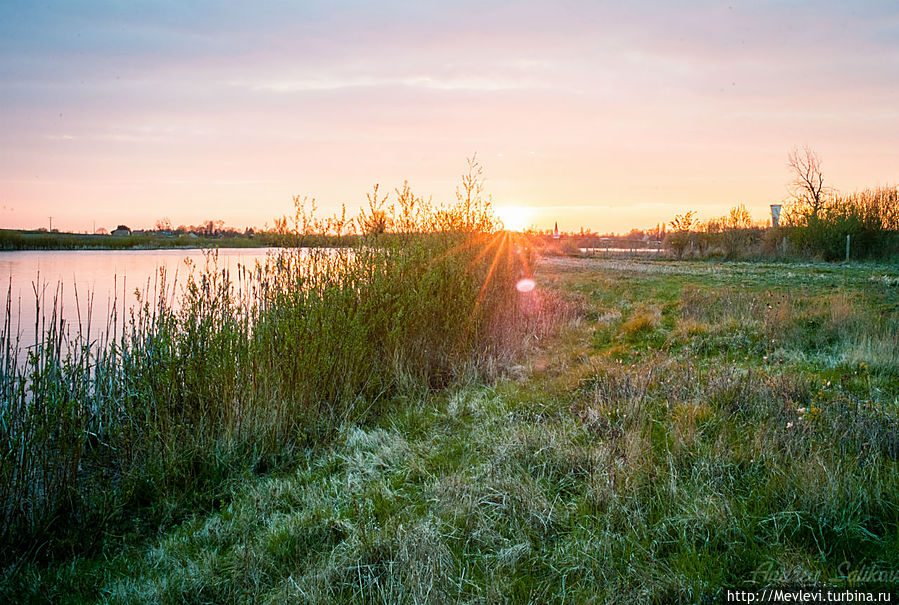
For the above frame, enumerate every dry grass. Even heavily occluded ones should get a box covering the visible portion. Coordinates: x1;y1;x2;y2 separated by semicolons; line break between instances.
0;171;543;568
5;256;898;602
620;307;660;337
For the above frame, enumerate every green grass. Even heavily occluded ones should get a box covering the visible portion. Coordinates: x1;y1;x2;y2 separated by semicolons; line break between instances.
4;255;899;602
0;226;538;556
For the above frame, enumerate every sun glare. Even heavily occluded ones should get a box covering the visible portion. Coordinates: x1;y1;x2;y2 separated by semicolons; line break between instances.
496;205;534;232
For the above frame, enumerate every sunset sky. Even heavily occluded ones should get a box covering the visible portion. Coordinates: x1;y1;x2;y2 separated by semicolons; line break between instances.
1;1;897;234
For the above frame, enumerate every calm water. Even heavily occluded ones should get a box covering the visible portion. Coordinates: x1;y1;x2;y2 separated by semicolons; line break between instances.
0;248;278;355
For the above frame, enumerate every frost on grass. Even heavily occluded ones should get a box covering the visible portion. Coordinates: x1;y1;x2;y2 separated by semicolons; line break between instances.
340;427;411;487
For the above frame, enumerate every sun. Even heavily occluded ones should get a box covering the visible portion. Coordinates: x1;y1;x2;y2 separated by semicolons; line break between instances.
495;205;534;232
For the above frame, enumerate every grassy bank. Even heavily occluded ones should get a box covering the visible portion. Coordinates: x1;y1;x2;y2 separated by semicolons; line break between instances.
5;255;897;601
1;196;549;573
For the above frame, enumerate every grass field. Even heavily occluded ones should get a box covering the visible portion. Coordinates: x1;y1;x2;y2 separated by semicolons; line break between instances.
5;255;899;603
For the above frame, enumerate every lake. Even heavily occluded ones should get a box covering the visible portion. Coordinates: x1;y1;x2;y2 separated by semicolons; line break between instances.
0;248;278;356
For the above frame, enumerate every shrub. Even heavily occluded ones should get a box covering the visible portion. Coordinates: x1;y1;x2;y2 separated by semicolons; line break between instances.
0;167;541;562
785;186;899;260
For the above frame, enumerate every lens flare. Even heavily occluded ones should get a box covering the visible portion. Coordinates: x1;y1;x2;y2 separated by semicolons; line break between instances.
516;278;536;292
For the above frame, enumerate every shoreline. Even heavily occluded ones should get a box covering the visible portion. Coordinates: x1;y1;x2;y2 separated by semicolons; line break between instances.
0;228;358;251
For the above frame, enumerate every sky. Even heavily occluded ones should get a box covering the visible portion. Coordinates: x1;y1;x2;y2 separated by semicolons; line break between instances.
1;1;898;234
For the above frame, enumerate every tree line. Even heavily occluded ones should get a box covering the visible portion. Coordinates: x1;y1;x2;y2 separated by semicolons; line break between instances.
663;146;899;261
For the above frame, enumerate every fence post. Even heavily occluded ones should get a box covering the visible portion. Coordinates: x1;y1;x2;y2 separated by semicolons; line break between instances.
845;234;850;262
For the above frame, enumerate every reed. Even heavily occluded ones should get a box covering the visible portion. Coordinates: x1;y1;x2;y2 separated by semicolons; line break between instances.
32;256;894;603
0;177;539;562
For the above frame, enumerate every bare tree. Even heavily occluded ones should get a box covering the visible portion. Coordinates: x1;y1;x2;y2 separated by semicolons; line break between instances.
668;210;697;232
788;146;831;218
725;204;753;230
665;211;698;259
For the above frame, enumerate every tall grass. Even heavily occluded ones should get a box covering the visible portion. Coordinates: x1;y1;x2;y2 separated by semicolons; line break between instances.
0;177;539;563
40;258;895;603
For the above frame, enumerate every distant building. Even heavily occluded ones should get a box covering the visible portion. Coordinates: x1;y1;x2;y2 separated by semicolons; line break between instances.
553;222;560;239
770;204;782;228
111;225;132;236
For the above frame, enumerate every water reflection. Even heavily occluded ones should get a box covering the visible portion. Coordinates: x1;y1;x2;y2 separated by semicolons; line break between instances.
0;248;277;355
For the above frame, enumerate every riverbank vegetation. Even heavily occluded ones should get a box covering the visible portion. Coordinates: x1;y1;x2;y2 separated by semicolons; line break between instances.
0;162;562;588
2;154;897;600
5;256;897;601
